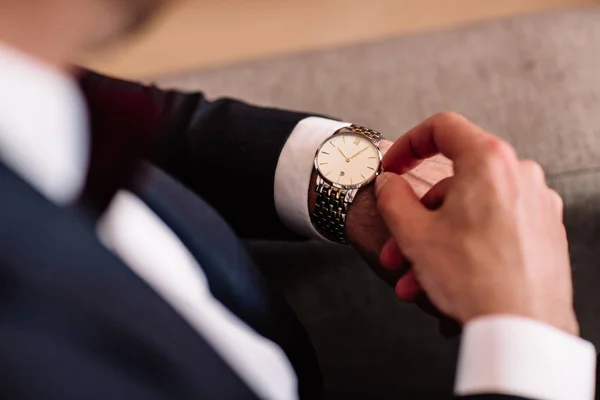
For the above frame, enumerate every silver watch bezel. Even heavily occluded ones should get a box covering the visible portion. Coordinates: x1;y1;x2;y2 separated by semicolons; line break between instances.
313;131;383;190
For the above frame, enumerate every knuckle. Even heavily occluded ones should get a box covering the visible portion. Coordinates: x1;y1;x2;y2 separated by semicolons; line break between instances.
520;160;546;183
431;111;466;127
549;189;564;211
477;139;518;180
481;138;518;164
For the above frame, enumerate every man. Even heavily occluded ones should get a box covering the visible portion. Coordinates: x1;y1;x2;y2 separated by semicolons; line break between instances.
0;1;595;400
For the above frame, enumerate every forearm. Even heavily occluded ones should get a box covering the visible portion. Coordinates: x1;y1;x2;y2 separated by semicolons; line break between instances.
154;94;314;239
79;70;402;245
78;69;316;239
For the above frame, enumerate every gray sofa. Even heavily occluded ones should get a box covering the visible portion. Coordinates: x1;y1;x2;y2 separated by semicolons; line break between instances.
155;8;600;399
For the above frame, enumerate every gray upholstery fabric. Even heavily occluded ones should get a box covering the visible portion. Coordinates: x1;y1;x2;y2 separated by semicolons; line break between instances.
154;7;600;399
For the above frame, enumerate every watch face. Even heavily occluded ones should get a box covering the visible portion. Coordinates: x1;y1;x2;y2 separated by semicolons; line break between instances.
315;133;382;188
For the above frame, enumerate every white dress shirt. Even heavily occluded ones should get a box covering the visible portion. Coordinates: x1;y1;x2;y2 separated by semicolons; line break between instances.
0;42;596;400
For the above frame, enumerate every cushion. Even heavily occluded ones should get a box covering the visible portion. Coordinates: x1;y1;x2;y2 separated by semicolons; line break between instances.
155;7;600;398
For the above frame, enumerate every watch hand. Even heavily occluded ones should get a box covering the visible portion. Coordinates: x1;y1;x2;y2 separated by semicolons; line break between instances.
338;148;350;162
350;147;370;160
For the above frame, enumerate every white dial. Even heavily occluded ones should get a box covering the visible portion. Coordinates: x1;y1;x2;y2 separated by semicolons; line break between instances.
315;133;381;187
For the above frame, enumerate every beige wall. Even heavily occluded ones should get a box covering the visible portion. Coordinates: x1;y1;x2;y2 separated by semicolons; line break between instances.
83;0;592;79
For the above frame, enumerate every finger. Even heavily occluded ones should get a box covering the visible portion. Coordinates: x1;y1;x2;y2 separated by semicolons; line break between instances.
402;154;454;199
414;294;462;338
383;112;492;174
519;160;563;220
380;237;406;270
380;178;454;273
519;159;546;186
375;173;433;247
548;189;564;221
379;177;453;269
421;177;455;210
395;270;422;301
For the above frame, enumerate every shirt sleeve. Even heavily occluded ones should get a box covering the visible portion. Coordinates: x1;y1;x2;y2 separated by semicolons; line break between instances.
274;117;350;239
455;315;597;400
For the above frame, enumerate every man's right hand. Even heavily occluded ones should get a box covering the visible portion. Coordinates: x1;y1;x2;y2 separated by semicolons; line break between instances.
375;112;579;336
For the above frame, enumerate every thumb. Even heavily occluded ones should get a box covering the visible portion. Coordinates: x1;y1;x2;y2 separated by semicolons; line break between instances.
375;173;432;247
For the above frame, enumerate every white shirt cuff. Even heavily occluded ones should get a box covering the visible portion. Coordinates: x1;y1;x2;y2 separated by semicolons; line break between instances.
274;117;350;239
455;315;597;400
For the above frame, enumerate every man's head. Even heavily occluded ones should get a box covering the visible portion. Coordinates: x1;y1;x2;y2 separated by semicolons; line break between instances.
102;0;170;41
0;0;172;67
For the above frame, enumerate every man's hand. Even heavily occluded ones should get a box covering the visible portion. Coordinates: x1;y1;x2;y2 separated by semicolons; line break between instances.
308;139;452;286
375;112;578;335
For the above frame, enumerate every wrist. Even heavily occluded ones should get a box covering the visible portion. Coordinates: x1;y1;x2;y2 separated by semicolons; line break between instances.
460;297;580;337
308;125;388;243
307;140;393;243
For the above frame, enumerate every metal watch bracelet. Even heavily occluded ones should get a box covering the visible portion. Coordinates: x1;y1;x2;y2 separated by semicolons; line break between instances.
312;124;383;243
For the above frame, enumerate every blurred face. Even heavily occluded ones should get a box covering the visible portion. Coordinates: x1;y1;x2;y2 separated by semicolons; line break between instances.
0;0;174;64
108;0;170;37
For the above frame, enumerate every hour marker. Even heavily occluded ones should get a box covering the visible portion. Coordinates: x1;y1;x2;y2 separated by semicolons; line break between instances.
343;137;346;144
353;138;360;145
367;166;375;171
361;174;366;180
321;151;330;155
330;142;336;147
350;178;353;184
320;162;329;165
368;156;377;159
325;171;332;177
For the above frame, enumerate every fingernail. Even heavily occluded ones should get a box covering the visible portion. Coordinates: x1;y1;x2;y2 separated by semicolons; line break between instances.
375;173;389;197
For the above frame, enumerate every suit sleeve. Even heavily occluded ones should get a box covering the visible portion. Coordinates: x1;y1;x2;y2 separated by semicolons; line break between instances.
78;70;322;239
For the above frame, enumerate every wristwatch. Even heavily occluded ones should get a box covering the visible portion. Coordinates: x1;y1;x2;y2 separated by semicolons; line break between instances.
311;124;384;243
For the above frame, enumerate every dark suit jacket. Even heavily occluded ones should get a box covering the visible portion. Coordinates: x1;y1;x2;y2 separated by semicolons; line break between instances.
0;70;574;399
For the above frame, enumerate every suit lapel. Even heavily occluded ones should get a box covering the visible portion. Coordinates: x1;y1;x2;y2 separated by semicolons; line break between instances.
135;165;323;399
0;162;258;399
